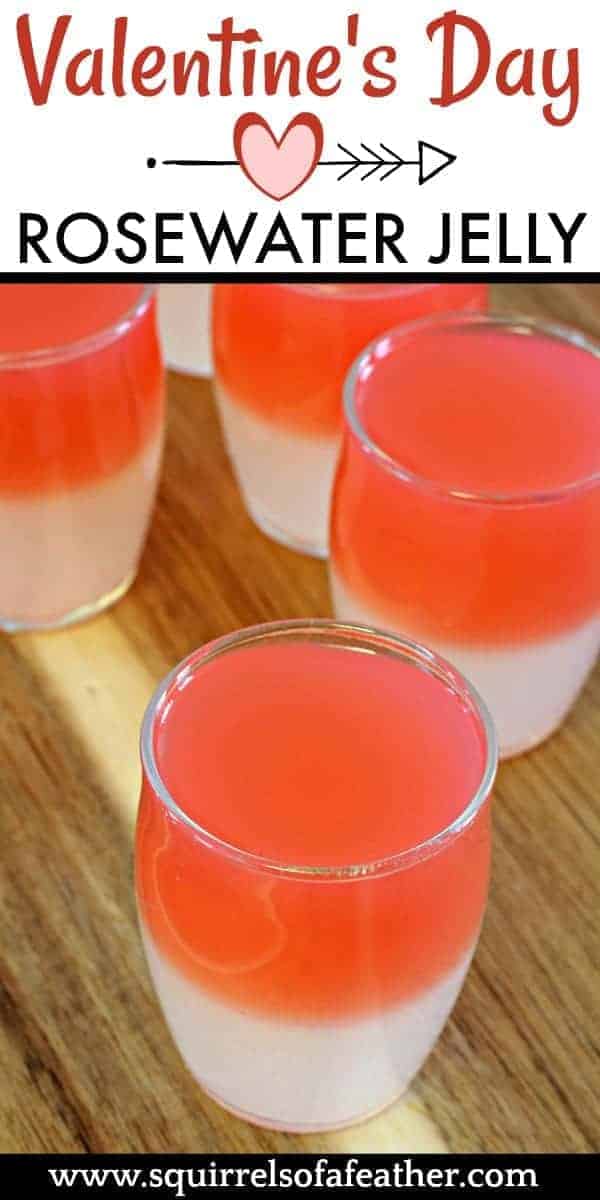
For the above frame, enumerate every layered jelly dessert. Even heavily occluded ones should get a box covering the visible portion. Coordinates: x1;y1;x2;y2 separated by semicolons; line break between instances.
330;315;600;757
136;622;494;1131
158;284;212;376
212;284;487;556
0;285;165;629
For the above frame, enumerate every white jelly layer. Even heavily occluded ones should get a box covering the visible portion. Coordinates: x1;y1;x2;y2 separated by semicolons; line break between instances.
159;285;212;377
330;569;600;758
141;927;474;1132
215;386;339;558
0;429;163;629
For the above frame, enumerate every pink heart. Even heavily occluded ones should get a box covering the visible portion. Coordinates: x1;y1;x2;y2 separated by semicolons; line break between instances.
234;113;323;201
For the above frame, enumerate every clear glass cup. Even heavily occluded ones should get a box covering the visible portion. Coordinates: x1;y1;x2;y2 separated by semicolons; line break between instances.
330;313;600;758
136;619;496;1132
0;284;165;631
212;284;488;557
158;285;212;376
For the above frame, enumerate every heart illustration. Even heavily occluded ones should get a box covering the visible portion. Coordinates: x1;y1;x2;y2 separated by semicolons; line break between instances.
234;112;323;201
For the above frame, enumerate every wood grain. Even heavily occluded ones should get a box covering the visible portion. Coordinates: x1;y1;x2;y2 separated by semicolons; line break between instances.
1;284;599;1153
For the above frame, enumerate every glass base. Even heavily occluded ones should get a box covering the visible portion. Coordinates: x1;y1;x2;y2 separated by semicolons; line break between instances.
247;497;328;561
159;284;212;379
215;385;335;562
166;358;212;380
141;932;476;1141
202;1082;405;1134
0;569;136;634
499;717;578;760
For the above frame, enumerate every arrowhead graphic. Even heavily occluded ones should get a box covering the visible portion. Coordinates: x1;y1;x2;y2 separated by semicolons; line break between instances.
418;141;456;185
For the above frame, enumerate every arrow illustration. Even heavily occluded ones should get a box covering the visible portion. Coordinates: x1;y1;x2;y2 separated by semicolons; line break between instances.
154;139;456;187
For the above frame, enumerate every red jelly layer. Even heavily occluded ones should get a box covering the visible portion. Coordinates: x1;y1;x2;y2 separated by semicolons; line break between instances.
213;284;488;437
0;285;164;496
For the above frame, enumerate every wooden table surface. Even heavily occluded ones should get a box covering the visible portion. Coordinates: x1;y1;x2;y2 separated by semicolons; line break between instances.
1;285;599;1154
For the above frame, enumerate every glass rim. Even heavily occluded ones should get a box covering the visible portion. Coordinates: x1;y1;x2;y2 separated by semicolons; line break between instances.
139;619;497;881
0;284;156;370
343;310;600;505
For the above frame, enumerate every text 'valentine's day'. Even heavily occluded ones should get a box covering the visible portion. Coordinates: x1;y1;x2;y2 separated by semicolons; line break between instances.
16;11;579;127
